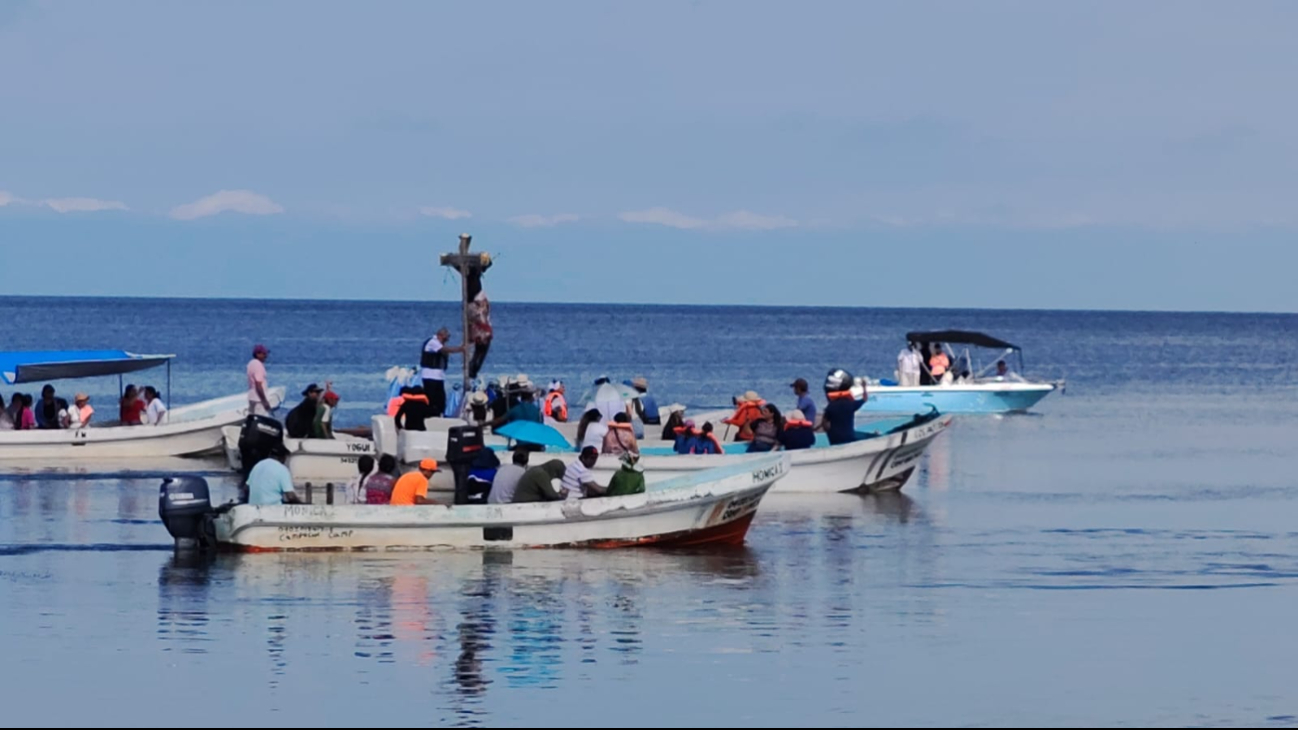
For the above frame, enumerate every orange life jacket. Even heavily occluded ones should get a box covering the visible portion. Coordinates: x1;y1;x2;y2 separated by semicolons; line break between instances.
723;400;766;440
543;392;568;421
703;433;725;454
784;418;813;429
388;392;429;417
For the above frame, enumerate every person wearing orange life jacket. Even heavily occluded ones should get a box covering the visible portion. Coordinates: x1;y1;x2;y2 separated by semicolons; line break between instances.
694;422;725;455
602;412;640;457
673;419;698;455
723;391;766;441
543;380;569;422
818;368;868;446
394;387;434;431
778;409;816;450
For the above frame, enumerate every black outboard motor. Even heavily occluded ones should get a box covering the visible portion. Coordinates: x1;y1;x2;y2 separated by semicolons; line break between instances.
159;476;216;552
237;414;284;479
446;425;485;505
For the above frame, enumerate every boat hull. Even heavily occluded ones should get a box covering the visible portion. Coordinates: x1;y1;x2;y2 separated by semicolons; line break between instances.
214;454;790;551
222;426;375;482
585;413;953;493
0;389;284;462
862;383;1055;414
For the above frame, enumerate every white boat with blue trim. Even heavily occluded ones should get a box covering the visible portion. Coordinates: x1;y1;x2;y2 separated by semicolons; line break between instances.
587;410;953;493
162;453;791;552
0;350;284;462
864;330;1062;415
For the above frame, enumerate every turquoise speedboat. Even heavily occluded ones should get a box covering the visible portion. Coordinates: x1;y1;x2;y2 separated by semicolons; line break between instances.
863;331;1062;415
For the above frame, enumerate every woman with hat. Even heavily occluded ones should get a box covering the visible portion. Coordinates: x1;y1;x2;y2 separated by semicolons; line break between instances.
723;391;766;442
67;393;94;428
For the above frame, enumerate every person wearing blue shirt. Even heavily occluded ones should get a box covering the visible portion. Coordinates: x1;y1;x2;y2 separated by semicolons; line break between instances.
631;377;660;426
789;378;817;426
246;445;302;505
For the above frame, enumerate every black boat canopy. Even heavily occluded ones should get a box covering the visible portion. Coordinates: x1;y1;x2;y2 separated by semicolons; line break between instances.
905;331;1018;350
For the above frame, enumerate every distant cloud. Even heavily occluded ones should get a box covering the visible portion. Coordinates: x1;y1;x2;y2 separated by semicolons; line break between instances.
508;213;580;228
42;197;127;213
0;191;127;213
619;207;797;231
170;190;284;220
420;205;472;220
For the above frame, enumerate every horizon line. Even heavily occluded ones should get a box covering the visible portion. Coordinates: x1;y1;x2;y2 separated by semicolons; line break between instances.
0;293;1291;317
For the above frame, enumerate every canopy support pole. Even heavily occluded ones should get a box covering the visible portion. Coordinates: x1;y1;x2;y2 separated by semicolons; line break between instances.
166;359;172;410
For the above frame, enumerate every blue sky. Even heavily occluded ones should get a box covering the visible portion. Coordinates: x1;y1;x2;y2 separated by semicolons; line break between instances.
2;1;1295;312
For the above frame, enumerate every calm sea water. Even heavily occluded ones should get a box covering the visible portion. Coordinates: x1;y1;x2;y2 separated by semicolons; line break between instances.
1;297;1297;727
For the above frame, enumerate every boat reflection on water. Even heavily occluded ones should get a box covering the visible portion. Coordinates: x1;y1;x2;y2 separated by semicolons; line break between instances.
154;546;762;725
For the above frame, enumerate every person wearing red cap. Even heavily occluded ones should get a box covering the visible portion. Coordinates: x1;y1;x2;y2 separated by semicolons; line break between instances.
391;459;439;505
247;344;274;416
313;386;340;439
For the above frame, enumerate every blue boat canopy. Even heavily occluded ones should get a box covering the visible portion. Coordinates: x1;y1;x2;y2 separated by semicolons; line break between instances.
905;330;1017;350
0;350;174;385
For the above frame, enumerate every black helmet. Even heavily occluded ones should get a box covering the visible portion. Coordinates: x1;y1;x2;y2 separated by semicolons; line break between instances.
824;368;853;394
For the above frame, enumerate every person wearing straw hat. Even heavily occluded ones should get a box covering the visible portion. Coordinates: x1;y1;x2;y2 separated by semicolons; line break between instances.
723;391;766;442
778;409;816;450
629;376;660;426
67;393;94;428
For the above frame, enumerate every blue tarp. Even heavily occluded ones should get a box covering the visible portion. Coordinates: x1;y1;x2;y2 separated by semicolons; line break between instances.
0;350;173;385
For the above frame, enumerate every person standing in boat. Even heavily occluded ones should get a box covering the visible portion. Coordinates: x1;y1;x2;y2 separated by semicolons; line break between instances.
928;344;951;385
120;385;147;426
313;387;339;439
420;328;465;419
818;369;866;446
897;343;923;388
395;386;435;431
247;344;274;417
789;378;818;426
284;383;323;438
143;386;168;425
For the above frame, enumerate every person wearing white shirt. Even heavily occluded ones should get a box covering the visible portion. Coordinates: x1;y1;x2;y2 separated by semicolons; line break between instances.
560;447;606;500
66;393;94;428
897;344;923;387
143;386;168;425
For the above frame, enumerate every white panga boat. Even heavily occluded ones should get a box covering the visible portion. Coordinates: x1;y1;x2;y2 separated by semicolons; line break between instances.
586;410;953;493
159;453;791;552
0;350;284;462
221;425;376;482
